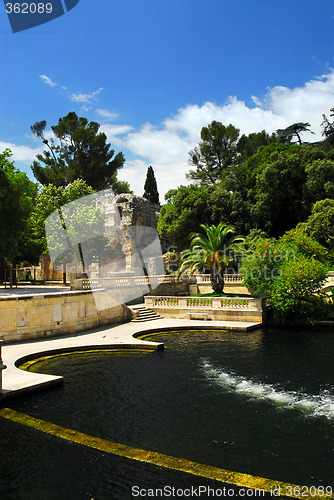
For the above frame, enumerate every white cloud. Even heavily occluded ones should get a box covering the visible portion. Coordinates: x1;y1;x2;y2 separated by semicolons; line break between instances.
0;141;42;165
39;75;56;87
70;87;103;103
99;124;134;148
96;108;119;119
115;70;334;199
81;105;92;113
264;72;334;125
6;71;334;200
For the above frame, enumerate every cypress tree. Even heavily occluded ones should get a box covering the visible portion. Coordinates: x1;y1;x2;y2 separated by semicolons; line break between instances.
143;165;159;204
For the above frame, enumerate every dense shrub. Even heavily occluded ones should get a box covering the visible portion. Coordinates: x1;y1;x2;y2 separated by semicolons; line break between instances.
241;229;330;324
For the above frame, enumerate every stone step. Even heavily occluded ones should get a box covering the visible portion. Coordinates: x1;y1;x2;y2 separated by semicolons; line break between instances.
131;317;161;322
130;306;162;322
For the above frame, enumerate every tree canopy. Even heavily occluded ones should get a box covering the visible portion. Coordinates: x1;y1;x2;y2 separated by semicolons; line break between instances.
0;149;37;282
299;199;334;251
187;121;240;184
276;122;314;145
241;229;328;324
31;112;128;192
29;179;95;256
158;185;215;248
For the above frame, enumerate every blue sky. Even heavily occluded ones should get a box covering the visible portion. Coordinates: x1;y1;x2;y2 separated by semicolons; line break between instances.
1;0;334;198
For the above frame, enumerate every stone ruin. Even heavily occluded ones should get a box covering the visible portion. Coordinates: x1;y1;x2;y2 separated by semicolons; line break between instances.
36;193;161;281
94;192;161;276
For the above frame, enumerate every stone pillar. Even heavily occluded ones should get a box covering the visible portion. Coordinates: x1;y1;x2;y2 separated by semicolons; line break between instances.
121;240;133;272
0;340;7;393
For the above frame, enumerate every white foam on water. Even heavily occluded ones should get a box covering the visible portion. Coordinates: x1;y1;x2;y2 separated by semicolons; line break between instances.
200;359;334;420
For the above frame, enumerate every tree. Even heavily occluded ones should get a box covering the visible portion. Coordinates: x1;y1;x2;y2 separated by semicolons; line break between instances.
143;165;159;203
245;144;334;237
177;222;244;293
236;130;277;161
29;179;99;283
31;112;127;192
241;229;328;324
305;159;334;202
158;185;215;249
299;199;334;251
250;147;308;236
276;122;314;145
187;121;240;184
321;107;334;144
0;149;37;285
29;180;95;254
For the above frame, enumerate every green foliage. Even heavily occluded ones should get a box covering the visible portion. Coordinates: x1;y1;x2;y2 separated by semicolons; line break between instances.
299;199;334;250
236;130;277;161
29;179;95;255
305;159;334;201
113;179;133;194
276;122;314;145
0;149;37;265
29;179;111;278
251;148;308;236
158;182;248;250
143;165;159;203
270;257;328;324
158;185;214;249
247;144;334;237
178;222;244;293
241;229;328;324
31;112;126;191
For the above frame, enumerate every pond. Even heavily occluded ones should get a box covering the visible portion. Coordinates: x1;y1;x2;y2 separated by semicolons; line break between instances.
0;327;334;499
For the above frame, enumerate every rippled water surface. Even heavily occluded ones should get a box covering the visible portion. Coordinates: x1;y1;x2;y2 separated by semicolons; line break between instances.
1;327;334;498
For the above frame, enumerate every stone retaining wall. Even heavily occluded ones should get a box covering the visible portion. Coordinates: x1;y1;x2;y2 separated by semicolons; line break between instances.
0;290;131;343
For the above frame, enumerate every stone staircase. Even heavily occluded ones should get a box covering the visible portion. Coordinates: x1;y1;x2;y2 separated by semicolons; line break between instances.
129;305;162;322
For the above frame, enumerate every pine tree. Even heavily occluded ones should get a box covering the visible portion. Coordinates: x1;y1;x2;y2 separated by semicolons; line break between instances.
31;112;126;192
143;165;159;204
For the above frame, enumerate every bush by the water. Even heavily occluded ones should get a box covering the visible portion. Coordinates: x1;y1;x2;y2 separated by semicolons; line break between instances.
241;229;332;325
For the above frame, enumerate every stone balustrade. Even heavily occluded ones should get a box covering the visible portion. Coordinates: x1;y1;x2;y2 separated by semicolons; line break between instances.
147;295;259;309
71;275;181;291
195;274;243;283
144;295;264;323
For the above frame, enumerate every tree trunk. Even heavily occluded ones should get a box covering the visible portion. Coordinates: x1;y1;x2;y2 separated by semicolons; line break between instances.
62;262;67;285
9;265;13;288
210;269;224;294
0;258;4;284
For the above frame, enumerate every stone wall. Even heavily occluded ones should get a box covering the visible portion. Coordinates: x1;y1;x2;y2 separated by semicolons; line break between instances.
147;282;189;296
0;290;131;343
192;283;251;295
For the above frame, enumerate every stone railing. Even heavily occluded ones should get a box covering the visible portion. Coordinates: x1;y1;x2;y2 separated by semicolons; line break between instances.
144;294;263;323
71;275;181;290
145;295;261;310
195;274;243;283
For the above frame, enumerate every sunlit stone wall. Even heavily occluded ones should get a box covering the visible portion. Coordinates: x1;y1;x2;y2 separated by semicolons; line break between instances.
0;290;131;343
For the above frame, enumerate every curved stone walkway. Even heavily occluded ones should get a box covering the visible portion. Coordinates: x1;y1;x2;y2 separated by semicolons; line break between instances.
1;318;261;400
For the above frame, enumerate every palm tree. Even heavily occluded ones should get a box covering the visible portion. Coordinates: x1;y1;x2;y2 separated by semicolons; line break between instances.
177;222;244;294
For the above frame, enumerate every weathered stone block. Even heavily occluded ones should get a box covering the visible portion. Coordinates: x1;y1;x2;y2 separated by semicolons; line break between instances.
16;308;28;327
